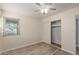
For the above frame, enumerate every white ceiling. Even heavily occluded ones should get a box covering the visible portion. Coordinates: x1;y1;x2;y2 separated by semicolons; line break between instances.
0;3;79;19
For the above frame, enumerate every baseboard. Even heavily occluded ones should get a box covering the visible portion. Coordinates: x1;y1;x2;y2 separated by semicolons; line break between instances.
51;42;61;48
62;48;76;55
1;41;42;54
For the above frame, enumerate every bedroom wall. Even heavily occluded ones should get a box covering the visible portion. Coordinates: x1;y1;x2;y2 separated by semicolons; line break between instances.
42;7;79;54
1;11;42;52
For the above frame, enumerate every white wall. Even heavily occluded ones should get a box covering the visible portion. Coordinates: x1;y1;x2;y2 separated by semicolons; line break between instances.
0;11;42;52
42;7;79;54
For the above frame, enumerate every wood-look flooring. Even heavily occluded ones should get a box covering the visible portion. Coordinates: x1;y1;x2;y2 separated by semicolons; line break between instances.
76;47;79;55
1;42;71;55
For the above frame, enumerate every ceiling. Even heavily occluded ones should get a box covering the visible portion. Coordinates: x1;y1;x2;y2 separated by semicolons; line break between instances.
0;3;79;19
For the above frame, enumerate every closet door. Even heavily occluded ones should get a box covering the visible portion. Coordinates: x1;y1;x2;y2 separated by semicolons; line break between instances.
51;20;61;45
52;26;61;45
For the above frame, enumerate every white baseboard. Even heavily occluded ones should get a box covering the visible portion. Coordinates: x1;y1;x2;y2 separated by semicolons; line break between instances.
1;41;42;54
62;48;76;55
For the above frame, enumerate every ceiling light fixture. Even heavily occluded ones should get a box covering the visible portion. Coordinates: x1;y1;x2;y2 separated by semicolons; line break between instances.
34;3;56;15
41;8;48;14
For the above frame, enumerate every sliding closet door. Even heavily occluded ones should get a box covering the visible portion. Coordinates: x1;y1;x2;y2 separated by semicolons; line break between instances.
51;20;61;46
52;26;61;45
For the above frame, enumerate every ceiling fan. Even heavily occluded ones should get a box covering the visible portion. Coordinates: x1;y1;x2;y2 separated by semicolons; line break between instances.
34;3;56;15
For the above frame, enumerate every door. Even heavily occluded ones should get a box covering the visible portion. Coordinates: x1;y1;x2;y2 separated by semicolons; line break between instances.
51;20;61;47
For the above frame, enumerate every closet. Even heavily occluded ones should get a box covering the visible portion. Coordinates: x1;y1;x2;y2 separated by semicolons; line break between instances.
51;20;61;47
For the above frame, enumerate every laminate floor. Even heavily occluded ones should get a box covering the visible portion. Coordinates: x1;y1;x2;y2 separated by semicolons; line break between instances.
1;42;71;55
76;47;79;55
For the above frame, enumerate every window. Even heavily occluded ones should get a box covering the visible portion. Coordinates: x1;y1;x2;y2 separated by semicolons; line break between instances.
4;17;19;36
